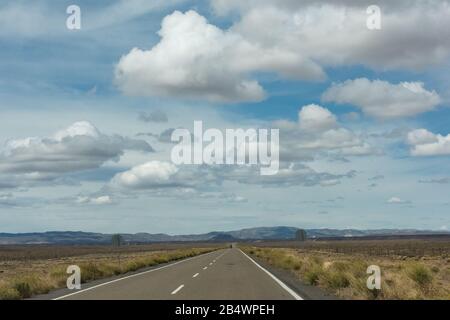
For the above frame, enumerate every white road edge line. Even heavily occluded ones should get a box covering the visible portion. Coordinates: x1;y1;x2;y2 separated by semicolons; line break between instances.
239;249;303;301
53;249;222;300
193;273;199;278
171;284;184;295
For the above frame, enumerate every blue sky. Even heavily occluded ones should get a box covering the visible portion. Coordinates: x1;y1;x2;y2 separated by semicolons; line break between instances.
0;0;449;234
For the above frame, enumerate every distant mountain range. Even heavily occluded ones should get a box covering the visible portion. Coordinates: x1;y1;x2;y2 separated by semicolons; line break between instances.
0;227;448;245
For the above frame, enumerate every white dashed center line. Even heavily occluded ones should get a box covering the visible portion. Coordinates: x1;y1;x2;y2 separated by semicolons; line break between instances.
203;266;208;270
193;273;199;278
171;284;184;295
215;251;227;261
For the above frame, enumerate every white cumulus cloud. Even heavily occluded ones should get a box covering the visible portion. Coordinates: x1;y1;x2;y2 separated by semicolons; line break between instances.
0;121;153;184
115;10;324;103
298;104;338;133
274;104;378;161
322;78;441;119
212;0;450;71
407;129;450;156
112;161;179;189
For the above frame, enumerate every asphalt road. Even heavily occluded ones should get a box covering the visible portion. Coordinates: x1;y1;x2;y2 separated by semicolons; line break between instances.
53;248;302;300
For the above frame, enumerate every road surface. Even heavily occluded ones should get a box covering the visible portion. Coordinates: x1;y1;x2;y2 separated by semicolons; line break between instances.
54;248;302;300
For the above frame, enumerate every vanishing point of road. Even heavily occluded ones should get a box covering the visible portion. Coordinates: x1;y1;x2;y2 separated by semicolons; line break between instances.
51;248;303;300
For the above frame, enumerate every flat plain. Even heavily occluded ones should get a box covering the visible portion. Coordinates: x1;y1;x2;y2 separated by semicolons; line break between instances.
243;237;450;299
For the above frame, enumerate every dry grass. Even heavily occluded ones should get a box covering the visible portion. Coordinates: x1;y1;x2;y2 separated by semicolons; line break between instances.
243;246;450;300
0;246;219;300
0;243;220;261
248;238;450;257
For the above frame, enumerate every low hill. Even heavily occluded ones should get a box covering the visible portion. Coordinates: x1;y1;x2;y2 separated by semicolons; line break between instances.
0;227;448;245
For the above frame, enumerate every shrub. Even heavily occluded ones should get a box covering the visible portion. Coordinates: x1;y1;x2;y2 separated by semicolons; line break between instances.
350;260;369;277
279;257;295;269
332;261;349;272
311;256;323;265
431;266;439;273
13;281;32;298
0;286;21;300
154;256;169;264
80;263;106;282
304;267;323;285
124;260;144;272
408;265;433;287
324;272;350;289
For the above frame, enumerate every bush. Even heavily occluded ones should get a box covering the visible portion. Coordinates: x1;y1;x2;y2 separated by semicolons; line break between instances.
325;272;350;289
0;286;21;300
278;257;295;269
311;256;323;265
154;256;169;264
80;263;105;282
13;282;32;298
431;266;439;273
332;261;349;272
408;265;433;287
293;262;302;271
124;260;145;272
304;267;323;285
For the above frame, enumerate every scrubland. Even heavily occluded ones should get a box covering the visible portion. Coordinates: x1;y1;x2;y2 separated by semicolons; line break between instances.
0;245;218;299
243;242;450;300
